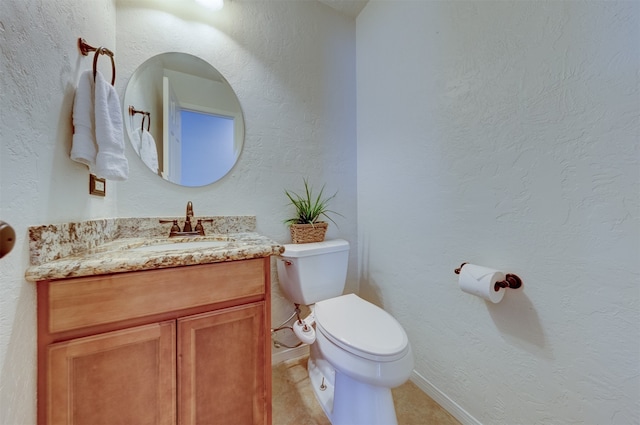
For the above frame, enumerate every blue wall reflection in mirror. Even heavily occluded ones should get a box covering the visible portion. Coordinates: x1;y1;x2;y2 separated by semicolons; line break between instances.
180;109;235;186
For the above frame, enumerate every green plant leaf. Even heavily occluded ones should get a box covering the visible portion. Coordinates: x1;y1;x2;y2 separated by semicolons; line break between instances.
283;178;343;226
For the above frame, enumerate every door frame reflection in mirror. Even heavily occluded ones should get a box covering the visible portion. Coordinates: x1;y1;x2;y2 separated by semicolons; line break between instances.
123;52;245;187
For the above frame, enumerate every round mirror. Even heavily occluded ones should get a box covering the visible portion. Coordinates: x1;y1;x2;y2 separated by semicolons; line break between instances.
123;52;245;187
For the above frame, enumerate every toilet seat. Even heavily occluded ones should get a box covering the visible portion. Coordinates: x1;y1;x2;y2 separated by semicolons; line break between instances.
315;294;409;362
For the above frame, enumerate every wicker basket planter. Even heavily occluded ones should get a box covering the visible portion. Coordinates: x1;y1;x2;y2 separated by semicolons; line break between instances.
289;222;328;244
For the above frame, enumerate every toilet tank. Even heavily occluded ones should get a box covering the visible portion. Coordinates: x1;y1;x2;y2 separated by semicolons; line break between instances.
277;239;350;305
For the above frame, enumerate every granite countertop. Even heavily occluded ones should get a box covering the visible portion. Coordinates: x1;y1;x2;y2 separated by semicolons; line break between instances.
25;216;284;282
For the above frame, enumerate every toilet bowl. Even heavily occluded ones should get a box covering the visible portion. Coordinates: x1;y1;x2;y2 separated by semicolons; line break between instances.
315;294;414;388
311;294;414;425
277;240;414;425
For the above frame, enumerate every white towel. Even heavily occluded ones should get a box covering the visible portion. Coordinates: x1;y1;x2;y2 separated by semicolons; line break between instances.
130;127;142;155
70;70;97;170
131;128;159;174
140;129;159;174
94;71;129;181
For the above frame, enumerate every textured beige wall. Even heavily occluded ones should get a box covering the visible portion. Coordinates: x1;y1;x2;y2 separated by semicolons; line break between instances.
357;1;639;424
1;1;118;422
0;0;357;421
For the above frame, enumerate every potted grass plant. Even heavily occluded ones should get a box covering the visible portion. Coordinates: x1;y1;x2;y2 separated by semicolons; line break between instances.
284;178;342;243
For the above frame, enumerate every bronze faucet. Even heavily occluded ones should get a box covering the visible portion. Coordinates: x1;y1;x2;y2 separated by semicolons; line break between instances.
159;201;213;237
186;201;194;219
183;201;194;232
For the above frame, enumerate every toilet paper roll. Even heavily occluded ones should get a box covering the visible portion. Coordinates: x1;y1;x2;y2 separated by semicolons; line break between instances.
458;264;506;303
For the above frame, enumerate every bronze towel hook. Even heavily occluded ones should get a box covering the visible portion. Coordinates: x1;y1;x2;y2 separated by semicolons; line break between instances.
141;113;151;132
129;106;151;131
92;47;116;86
78;38;116;86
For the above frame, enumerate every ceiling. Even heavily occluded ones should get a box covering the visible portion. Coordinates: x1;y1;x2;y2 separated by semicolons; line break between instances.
317;0;369;18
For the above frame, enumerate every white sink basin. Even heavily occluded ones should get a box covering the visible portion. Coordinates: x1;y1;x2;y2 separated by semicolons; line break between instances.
131;240;231;253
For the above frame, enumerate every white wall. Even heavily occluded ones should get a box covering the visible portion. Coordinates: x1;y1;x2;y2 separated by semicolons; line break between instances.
0;0;357;421
5;0;637;423
0;1;118;422
357;1;639;424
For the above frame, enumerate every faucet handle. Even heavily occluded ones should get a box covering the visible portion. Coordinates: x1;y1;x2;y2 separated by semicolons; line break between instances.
195;220;204;236
159;219;181;236
194;219;214;236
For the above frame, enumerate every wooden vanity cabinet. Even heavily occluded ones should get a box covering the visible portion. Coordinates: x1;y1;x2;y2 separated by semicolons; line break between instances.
47;321;177;425
37;257;272;425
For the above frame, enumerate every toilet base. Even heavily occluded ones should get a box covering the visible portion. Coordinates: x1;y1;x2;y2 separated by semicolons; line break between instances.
332;371;398;425
308;355;335;419
308;348;398;425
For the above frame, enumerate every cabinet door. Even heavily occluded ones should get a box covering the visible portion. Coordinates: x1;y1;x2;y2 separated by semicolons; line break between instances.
178;302;268;425
47;321;176;425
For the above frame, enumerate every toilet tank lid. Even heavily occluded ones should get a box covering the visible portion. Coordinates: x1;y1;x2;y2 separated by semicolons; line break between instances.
281;239;349;258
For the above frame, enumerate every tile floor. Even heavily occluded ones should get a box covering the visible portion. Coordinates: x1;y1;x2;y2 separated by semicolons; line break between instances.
272;356;461;425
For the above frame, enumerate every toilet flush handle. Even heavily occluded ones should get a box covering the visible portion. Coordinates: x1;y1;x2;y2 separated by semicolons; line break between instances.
279;258;293;266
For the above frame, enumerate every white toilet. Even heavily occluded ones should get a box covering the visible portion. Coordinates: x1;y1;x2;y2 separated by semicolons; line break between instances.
277;239;414;425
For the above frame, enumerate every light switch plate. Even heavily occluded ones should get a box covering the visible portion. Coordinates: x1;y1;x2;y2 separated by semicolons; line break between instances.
89;174;106;196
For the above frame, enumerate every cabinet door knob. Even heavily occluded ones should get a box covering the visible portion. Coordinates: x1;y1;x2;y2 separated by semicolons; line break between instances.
0;221;15;259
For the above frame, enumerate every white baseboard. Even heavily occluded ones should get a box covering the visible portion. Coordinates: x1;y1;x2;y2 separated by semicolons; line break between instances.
272;345;310;365
410;370;482;425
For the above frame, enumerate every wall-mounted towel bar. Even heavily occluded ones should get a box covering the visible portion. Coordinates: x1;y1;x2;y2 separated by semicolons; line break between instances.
129;106;151;131
78;38;116;86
